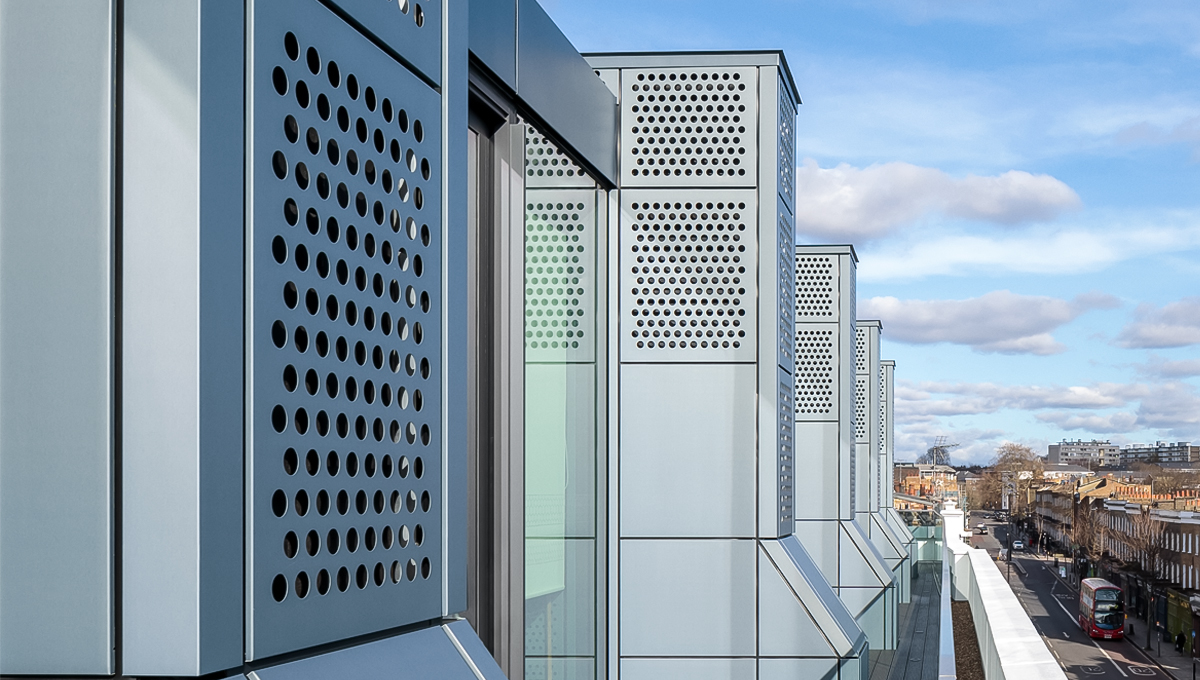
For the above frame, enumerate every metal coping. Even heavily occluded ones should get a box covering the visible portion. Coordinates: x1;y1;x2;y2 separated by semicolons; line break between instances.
582;50;800;104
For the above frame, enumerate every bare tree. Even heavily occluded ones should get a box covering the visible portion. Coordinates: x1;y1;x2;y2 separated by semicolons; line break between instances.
1127;505;1167;649
983;442;1045;516
1073;498;1109;577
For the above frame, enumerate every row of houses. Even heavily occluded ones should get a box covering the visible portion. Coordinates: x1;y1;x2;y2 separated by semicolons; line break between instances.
891;461;1094;513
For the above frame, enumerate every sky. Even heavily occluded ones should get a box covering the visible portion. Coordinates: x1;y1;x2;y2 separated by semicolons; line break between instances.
539;0;1200;465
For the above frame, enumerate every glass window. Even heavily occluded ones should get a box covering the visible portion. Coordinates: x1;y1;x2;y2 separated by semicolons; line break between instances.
522;125;603;680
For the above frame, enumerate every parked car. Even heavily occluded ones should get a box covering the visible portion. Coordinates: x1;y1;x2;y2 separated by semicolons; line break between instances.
1012;540;1025;550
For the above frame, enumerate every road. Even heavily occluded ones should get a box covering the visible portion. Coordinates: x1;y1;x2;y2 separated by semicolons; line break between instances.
966;514;1172;680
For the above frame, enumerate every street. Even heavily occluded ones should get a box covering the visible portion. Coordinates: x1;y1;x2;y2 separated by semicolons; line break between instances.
966;514;1175;680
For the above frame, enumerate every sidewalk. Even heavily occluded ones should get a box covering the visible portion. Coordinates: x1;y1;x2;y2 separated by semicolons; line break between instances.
1025;553;1197;680
1122;620;1197;680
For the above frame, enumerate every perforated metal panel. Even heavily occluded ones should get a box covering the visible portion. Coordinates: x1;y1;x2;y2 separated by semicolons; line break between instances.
794;251;841;419
525;127;594;188
325;0;442;85
879;370;887;457
777;205;795;373
854;376;869;443
525;190;596;362
620;190;757;362
620;67;758;187
777;78;796;207
250;0;443;658
794;327;836;418
778;367;795;532
854;326;868;374
796;255;836;319
848;258;857;329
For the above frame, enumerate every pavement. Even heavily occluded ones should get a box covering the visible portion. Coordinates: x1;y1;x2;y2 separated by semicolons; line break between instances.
968;514;1197;680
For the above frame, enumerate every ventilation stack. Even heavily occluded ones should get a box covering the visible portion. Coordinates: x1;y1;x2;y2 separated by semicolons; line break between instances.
880;359;915;602
856;322;909;626
793;246;896;652
587;52;868;679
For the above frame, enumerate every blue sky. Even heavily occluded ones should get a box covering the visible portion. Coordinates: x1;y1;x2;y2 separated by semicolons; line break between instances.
540;0;1200;465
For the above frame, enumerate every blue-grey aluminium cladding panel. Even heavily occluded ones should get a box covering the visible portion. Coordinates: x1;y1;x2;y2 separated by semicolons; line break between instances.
327;0;442;86
0;1;114;674
121;0;245;674
445;0;472;618
468;0;515;90
251;621;505;680
249;0;444;658
516;0;617;185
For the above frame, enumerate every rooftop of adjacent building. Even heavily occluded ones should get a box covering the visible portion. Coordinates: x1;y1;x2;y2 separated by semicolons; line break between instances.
1042;463;1094;474
896;463;958;473
1124;441;1196;450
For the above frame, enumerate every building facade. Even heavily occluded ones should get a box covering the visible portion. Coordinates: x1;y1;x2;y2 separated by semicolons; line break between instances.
0;2;909;679
1122;442;1200;466
895;463;960;503
1048;439;1121;467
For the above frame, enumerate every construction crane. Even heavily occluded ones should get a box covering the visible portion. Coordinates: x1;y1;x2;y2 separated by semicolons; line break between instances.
918;436;959;466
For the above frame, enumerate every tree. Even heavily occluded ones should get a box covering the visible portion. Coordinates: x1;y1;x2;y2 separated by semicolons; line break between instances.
1127;505;1167;649
965;482;985;512
1073;498;1109;577
981;443;1045;516
1149;467;1200;495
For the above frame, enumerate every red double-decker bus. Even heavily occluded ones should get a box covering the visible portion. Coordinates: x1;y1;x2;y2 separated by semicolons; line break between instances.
1079;578;1124;639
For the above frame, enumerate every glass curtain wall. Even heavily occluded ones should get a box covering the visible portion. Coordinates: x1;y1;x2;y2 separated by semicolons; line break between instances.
521;124;603;680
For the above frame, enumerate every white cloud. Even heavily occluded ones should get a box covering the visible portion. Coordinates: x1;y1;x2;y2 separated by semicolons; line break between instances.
898;379;1200;442
1136;382;1200;439
860;290;1118;355
1137;355;1200;379
1115;115;1200;160
1035;411;1140;433
793;159;1080;240
897;379;1147;417
1117;297;1200;348
856;214;1200;282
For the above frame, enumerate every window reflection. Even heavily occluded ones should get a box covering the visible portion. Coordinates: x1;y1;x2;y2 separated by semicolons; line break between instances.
523;126;600;680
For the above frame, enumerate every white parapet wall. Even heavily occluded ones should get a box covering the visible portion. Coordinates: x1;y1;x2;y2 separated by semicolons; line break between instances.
953;548;1067;680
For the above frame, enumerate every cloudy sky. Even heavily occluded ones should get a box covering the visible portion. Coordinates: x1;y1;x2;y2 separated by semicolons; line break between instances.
541;0;1200;465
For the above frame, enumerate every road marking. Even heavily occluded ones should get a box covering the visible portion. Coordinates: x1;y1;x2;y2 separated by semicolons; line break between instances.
1044;583;1128;677
1050;586;1074;618
1091;640;1129;677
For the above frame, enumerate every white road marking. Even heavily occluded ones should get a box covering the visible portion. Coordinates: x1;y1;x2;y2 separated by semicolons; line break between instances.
1090;639;1129;677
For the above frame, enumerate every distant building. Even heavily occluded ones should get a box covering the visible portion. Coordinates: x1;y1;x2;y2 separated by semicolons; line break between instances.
1048;439;1120;467
1121;441;1200;465
894;463;959;503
